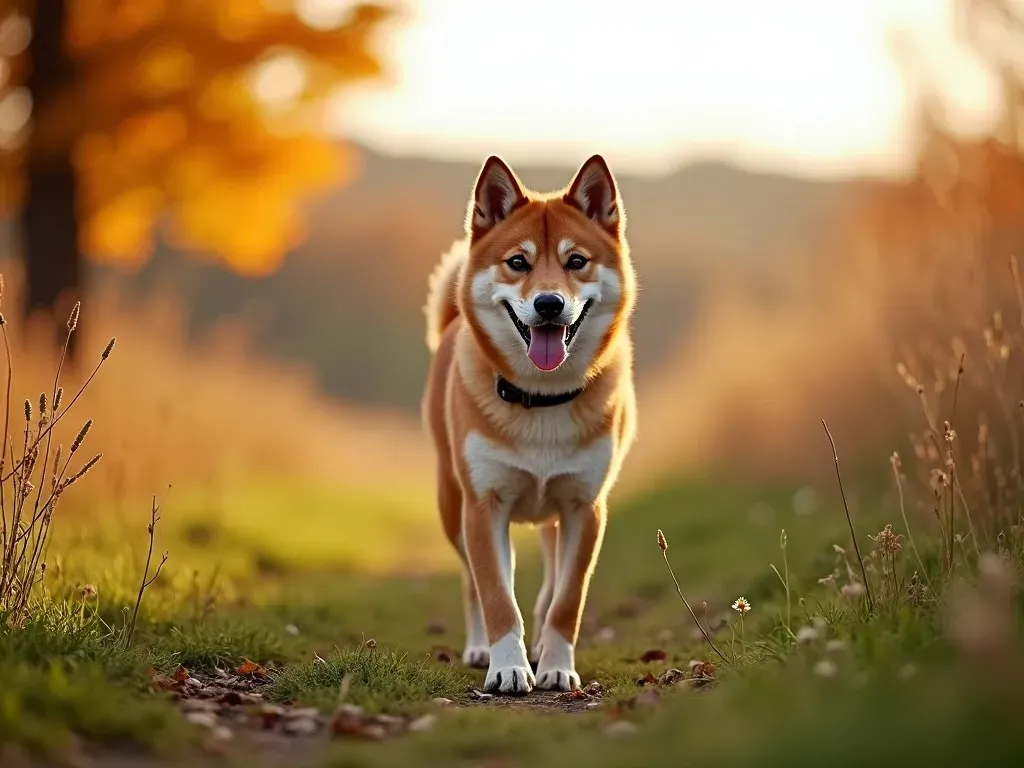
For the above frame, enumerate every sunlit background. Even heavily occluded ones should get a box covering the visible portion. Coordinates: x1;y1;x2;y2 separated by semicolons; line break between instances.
0;0;1022;576
335;0;998;178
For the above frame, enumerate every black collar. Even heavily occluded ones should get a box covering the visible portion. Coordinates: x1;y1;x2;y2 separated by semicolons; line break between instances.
495;376;584;409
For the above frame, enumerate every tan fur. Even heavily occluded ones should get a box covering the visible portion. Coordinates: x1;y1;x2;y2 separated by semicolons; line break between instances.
424;240;468;352
422;154;637;694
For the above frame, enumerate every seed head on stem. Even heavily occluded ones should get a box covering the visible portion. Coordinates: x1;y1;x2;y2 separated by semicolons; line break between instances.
656;529;731;664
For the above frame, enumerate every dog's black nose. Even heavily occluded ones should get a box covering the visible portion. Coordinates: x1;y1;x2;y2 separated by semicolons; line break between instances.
533;293;565;321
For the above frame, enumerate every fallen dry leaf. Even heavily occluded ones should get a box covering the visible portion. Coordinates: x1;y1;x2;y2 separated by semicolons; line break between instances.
556;688;589;702
635;672;658;687
257;704;286;730
432;646;455;664
639;649;667;663
691;661;716;679
331;704;386;741
426;621;447;635
174;666;190;683
236;659;266;677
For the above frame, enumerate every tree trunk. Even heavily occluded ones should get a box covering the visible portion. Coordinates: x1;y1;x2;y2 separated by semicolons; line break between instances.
22;0;81;353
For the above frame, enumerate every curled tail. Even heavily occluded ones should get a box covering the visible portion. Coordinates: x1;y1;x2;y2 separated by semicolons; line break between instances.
424;239;468;352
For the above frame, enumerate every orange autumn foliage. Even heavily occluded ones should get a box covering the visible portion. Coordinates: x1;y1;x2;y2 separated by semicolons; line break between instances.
0;0;393;275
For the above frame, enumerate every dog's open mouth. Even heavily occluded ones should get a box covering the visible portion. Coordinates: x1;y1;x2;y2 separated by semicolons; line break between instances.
502;300;593;372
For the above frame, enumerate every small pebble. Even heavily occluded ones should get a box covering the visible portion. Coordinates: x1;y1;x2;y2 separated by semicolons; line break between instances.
185;711;219;729
813;659;838;678
595;626;617;643
658;668;686;686
409;714;438;733
286;707;321;719
210;725;233;743
605;720;638;738
282;717;321;736
635;688;660;708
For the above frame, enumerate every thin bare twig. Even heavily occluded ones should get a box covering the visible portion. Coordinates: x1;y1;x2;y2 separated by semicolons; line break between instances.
0;323;12;571
657;529;732;664
821;419;874;612
123;495;169;650
891;457;934;595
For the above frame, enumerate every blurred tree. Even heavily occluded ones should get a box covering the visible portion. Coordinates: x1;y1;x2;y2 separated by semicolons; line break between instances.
0;0;391;345
957;0;1024;152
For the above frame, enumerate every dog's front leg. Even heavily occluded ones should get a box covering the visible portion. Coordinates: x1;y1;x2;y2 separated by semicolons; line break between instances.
535;500;606;691
463;496;535;696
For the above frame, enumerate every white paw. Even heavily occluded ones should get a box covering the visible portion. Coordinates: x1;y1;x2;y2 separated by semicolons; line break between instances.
484;664;535;696
462;645;490;669
528;640;543;667
535;667;581;691
484;631;534;696
534;627;578;691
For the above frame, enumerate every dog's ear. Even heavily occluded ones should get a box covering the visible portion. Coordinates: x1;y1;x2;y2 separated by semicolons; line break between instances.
467;156;527;241
564;154;622;238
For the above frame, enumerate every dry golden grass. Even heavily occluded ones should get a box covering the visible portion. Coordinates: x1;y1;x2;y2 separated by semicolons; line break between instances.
631;130;1024;491
0;261;434;513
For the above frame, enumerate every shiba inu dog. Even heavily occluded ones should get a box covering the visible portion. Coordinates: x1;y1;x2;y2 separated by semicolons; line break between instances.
421;154;637;695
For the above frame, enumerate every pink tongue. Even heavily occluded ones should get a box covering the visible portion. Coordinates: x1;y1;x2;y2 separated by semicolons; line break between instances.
527;325;569;371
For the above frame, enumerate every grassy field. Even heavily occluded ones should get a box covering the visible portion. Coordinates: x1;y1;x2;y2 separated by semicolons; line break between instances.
1;305;1023;768
3;460;1022;768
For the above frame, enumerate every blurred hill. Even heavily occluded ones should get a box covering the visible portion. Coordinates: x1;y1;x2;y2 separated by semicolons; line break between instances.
93;144;869;413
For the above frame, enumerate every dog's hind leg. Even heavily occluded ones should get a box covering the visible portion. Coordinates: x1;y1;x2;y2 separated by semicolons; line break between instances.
529;522;558;668
437;468;489;669
535;501;607;691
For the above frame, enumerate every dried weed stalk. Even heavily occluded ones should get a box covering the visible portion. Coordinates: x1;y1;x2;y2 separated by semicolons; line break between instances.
893;254;1024;576
821;419;874;612
123;494;169;650
0;294;114;626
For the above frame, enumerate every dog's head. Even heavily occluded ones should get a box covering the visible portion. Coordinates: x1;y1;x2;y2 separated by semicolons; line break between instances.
459;154;635;389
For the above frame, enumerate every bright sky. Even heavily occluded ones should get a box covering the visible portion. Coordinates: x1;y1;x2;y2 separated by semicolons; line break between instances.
315;0;1000;179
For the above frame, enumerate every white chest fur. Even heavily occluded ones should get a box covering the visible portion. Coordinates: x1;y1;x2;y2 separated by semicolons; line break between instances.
462;430;614;521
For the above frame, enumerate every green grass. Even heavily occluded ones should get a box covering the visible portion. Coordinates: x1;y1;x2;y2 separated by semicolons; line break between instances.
265;646;469;713
2;470;1022;766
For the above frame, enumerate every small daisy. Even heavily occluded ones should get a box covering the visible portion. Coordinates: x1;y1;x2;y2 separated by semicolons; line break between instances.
731;597;751;614
813;658;838;678
795;626;819;645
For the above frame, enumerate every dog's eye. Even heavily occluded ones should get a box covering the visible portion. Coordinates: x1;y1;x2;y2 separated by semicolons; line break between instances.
505;255;531;272
565;253;590;271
